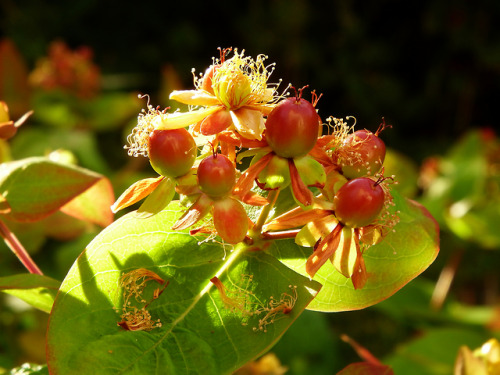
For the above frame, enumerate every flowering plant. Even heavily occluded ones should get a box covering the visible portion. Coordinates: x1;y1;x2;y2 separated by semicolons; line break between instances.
28;48;437;374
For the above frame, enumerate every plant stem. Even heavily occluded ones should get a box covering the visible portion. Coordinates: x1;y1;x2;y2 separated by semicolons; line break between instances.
262;229;301;240
253;189;280;234
0;218;43;275
430;248;463;311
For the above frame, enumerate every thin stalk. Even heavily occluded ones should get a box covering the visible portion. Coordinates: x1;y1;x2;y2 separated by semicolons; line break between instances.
0;218;43;275
262;229;301;240
253;189;280;234
431;248;463;311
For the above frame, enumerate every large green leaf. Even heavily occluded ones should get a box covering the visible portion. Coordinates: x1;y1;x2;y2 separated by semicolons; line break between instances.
46;203;321;375
0;157;109;222
270;191;439;311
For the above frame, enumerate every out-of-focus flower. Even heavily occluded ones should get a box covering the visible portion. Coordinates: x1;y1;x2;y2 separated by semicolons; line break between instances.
29;40;100;98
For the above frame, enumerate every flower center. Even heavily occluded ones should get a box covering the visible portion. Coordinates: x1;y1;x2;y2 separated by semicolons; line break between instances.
211;50;278;111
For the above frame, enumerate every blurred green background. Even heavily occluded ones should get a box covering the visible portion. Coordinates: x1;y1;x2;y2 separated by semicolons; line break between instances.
1;1;500;374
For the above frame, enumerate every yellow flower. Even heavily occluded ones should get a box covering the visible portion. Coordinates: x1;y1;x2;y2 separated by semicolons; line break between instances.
157;49;281;140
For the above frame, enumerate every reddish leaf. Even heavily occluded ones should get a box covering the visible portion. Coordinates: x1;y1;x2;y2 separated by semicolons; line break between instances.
337;362;394;375
111;176;164;213
0;157;107;222
60;177;114;227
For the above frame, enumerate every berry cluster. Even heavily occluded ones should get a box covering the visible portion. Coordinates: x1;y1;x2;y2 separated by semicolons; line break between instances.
113;48;399;289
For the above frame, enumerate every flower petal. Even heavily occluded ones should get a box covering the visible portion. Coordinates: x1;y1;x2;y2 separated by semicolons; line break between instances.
233;152;273;201
265;207;331;231
200;109;233;136
351;233;368;290
306;223;343;278
332;226;358;278
136;177;177;218
169;90;220;106
172;194;212;230
230;108;265;140
154;106;221;130
295;214;338;247
289;159;314;207
111;176;164;213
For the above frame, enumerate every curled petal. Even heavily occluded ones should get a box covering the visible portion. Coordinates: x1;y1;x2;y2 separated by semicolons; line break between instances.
212;197;249;244
200;109;233;136
169;90;220;106
288;159;314;207
136;177;177;218
239;191;269;206
306;223;343;278
154;106;221;130
294;155;326;188
332;226;358;278
351;232;368;290
308;141;333;166
295;214;339;247
233;152;274;201
172;194;212;230
230;108;265;140
217;131;268;149
265;207;331;231
111;176;164;213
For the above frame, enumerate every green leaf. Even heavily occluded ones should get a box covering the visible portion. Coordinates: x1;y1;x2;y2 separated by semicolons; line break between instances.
47;203;321;375
0;157;108;222
270;191;439;312
384;328;487;375
9;363;49;375
0;274;60;313
84;92;142;131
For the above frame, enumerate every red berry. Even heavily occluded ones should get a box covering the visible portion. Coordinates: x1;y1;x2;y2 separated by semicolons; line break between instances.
334;177;385;228
197;154;236;198
340;130;386;179
265;97;319;158
148;128;197;178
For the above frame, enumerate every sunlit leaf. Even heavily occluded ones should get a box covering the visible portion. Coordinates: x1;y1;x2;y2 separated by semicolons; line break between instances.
47;202;321;375
0;157;108;222
0;273;60;313
270;191;439;311
60;177;115;227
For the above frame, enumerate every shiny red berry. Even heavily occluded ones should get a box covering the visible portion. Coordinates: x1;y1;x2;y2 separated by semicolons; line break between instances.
197;154;236;198
265;97;319;158
334;177;385;228
340;130;386;179
148;128;197;178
